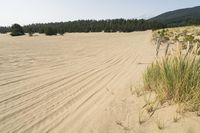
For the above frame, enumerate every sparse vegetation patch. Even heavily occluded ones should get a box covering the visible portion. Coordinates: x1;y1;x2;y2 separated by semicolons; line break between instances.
143;43;200;112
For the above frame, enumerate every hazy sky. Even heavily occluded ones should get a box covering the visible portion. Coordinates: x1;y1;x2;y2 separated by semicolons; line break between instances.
0;0;199;26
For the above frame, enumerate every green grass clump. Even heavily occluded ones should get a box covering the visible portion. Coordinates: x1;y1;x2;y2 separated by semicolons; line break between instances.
143;49;200;111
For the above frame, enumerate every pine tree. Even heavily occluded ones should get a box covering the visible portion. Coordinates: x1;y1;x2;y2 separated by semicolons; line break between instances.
10;24;24;36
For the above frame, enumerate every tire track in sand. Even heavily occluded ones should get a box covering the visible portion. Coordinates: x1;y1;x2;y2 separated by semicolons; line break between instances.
0;31;154;133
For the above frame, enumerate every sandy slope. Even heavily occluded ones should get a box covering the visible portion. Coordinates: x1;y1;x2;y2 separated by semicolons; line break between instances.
0;31;199;133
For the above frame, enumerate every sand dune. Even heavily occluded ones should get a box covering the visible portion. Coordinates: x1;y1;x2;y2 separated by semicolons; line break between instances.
0;32;153;133
1;31;199;133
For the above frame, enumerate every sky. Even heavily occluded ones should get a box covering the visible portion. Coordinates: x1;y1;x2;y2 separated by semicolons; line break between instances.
0;0;199;26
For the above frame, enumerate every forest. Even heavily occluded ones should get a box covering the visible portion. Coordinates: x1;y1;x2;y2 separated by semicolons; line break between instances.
0;19;165;35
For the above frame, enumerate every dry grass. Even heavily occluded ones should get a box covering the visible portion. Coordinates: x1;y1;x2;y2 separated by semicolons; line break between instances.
138;111;146;125
133;86;144;97
156;118;165;130
173;114;181;123
143;43;200;113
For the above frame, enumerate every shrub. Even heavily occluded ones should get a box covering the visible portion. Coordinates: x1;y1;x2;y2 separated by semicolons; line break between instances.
58;29;65;35
10;24;24;36
184;35;194;43
143;46;200;111
27;27;34;36
28;32;33;37
44;27;57;36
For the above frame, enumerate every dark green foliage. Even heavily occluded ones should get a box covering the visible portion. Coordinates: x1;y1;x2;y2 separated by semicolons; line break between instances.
0;27;10;33
150;6;200;27
39;28;45;34
27;27;34;36
10;24;24;36
26;19;165;33
57;29;65;35
0;19;165;35
44;27;57;36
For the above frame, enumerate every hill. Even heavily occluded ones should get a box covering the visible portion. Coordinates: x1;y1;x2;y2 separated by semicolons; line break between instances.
150;6;200;27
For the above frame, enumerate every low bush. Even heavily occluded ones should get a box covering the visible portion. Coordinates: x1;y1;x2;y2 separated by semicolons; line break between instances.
10;24;25;36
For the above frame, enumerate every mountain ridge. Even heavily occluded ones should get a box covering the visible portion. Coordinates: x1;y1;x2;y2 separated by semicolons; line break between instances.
150;6;200;27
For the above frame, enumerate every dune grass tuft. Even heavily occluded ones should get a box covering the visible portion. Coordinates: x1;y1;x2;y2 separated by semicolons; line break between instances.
143;45;200;112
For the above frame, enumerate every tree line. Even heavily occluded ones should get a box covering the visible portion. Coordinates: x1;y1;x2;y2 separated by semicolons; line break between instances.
0;19;166;36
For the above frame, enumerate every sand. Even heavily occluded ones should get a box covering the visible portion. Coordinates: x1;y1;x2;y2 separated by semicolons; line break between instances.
0;31;199;133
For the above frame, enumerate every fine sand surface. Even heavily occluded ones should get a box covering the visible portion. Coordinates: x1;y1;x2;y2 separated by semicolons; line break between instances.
0;31;200;133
